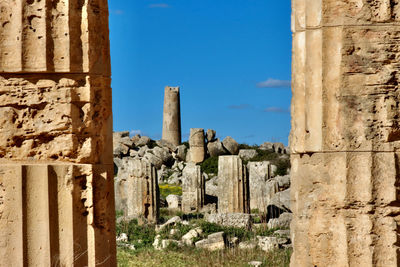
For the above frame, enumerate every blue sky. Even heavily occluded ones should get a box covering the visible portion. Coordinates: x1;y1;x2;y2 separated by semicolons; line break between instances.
109;1;292;145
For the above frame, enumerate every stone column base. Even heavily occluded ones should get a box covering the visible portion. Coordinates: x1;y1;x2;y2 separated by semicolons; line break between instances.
0;163;116;266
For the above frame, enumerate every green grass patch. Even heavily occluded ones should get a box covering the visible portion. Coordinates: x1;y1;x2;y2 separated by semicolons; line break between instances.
117;247;292;267
116;219;157;249
159;184;182;198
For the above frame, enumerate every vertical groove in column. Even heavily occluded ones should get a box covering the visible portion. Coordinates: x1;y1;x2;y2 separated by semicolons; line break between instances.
23;165;51;266
91;166;116;267
22;0;47;71
48;165;60;266
69;0;83;72
291;31;306;152
322;26;343;151
0;166;23;266
49;0;69;72
0;1;22;71
305;28;323;151
45;0;54;71
72;166;89;267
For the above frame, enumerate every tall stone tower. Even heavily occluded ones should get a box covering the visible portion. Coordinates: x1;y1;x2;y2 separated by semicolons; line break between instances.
291;1;400;266
218;156;249;214
162;86;181;146
0;1;116;266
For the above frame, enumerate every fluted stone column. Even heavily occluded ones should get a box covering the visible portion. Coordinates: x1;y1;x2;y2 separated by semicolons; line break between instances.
291;1;400;266
189;128;205;163
115;159;159;224
248;161;272;213
162;86;181;146
0;1;115;266
218;156;249;213
182;163;205;213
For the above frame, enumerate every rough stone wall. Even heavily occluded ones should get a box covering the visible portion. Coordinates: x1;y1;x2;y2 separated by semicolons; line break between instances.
248;161;272;213
189;128;205;163
162;86;181;146
0;0;115;266
115;159;159;223
182;163;205;213
218;156;249;214
291;1;400;266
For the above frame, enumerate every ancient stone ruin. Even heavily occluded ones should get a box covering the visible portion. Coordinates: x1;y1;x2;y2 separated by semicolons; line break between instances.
291;1;400;266
115;158;159;223
189;128;206;163
162;86;181;146
182;163;205;213
218;156;250;213
0;0;116;265
248;161;272;213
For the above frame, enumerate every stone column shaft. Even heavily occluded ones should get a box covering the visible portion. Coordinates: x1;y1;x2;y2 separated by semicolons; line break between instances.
182;163;205;213
248;161;272;213
218;156;249;214
291;1;400;266
116;159;159;224
189;128;205;163
0;0;115;266
162;86;181;146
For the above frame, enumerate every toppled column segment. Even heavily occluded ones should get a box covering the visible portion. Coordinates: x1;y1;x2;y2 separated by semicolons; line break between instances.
162;86;181;146
291;1;400;266
0;0;116;265
217;156;249;214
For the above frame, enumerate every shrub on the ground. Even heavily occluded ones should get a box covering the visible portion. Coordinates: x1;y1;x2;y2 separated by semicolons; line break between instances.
116;219;156;249
200;156;219;174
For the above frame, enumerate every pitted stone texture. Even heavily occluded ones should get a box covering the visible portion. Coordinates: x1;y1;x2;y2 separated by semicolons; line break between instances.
115;158;159;223
162;86;181;146
218;156;249;214
0;163;116;266
0;75;113;164
0;0;110;74
292;23;400;153
292;0;400;32
291;152;400;267
189;128;205;163
182;163;205;213
291;1;400;266
0;0;114;266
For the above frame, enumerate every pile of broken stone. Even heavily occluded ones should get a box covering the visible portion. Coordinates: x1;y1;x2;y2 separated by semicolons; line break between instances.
114;129;292;252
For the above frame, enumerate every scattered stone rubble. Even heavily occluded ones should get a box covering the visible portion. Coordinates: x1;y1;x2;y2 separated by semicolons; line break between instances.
114;129;291;227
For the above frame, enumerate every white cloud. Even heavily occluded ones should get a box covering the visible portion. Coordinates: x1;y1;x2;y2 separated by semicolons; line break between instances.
149;3;170;8
257;78;291;88
264;107;290;113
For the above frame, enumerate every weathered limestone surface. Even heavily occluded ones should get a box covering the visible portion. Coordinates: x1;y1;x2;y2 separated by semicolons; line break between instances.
162;86;181;146
218;156;249;214
189;128;205;163
115;159;159;223
291;1;400;266
248;162;272;213
0;0;115;266
182;163;205;212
